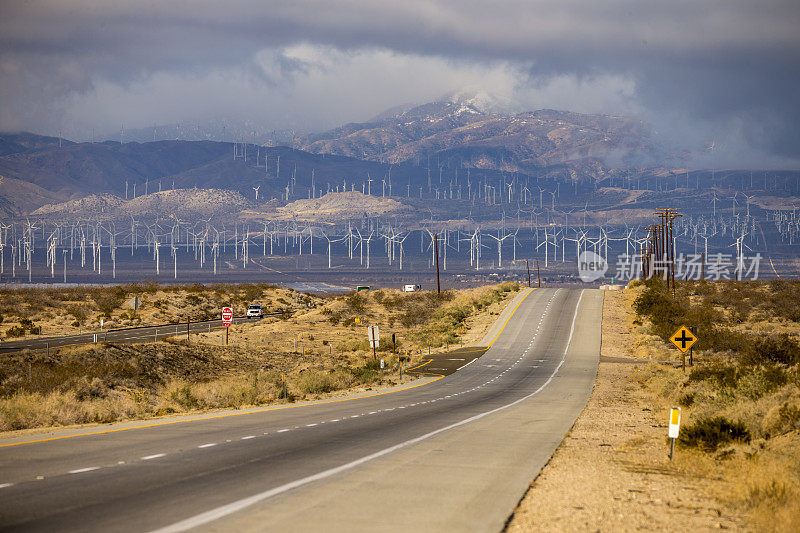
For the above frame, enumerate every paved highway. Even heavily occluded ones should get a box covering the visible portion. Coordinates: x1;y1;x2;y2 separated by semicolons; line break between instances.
0;287;603;532
0;316;265;355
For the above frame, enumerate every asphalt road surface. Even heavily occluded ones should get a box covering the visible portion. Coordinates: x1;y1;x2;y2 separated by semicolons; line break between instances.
0;287;603;532
405;346;489;376
0;316;264;355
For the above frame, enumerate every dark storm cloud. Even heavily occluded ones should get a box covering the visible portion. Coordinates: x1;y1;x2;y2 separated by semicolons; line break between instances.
1;0;799;163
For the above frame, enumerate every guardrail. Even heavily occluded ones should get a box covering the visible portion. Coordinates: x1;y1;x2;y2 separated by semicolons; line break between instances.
0;312;284;356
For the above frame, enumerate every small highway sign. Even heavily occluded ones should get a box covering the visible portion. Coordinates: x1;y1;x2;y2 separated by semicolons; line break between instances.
221;307;233;327
670;325;697;353
367;325;380;348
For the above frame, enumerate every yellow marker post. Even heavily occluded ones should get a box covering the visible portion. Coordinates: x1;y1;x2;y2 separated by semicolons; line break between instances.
668;407;681;460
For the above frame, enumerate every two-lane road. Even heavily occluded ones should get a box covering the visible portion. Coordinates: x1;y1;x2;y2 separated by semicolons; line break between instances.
0;288;603;532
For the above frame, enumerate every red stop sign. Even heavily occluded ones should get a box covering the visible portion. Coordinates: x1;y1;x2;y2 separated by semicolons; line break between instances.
222;307;233;327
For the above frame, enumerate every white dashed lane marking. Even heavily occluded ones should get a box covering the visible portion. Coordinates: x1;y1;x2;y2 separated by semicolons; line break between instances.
9;290;564;487
69;467;100;474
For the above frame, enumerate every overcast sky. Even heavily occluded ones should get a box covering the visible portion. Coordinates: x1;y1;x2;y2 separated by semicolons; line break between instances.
1;0;799;166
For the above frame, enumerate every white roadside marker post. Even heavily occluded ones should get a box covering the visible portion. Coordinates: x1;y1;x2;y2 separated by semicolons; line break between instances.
669;407;681;461
380;358;384;380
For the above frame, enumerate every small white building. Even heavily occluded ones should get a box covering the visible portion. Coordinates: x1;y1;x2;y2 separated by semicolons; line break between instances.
403;284;421;292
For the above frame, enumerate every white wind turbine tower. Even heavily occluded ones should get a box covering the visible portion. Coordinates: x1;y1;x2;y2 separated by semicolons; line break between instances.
211;230;220;275
537;227;557;267
486;230;515;268
110;225;118;279
320;230;345;269
47;230;57;278
729;232;750;280
360;230;375;268
170;223;180;279
147;225;160;275
241;225;250;268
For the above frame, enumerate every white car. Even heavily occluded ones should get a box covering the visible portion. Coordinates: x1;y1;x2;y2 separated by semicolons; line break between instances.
246;304;263;318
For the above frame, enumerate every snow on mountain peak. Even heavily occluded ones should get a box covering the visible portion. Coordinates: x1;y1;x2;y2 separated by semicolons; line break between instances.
444;88;520;115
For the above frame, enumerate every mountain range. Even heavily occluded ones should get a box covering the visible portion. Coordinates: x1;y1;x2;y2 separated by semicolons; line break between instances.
0;92;794;220
295;91;660;178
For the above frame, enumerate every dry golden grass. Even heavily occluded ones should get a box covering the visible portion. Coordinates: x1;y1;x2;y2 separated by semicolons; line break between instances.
0;283;522;433
0;281;306;339
625;282;800;531
510;283;800;532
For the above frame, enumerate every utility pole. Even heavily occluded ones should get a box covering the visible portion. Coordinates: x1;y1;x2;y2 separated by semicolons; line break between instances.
654;209;682;295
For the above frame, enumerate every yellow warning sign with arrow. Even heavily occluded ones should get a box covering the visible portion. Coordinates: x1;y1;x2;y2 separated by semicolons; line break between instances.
670;325;698;353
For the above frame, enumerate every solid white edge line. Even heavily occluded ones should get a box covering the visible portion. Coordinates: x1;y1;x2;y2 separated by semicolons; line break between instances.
149;289;586;533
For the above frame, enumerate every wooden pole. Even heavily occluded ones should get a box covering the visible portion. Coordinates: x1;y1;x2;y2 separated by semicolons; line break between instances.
536;259;541;287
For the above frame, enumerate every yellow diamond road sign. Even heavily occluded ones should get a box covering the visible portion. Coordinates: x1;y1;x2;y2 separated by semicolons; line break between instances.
670;325;697;353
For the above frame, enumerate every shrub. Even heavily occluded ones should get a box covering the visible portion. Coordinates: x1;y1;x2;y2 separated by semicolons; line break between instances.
688;363;741;389
92;291;123;317
678;416;751;451
747;480;789;509
185;294;202;305
742;334;800;366
348;360;381;384
168;383;203;410
296;371;337;394
67;305;88;323
6;325;26;338
141;280;160;294
345;292;367;313
678;392;695;407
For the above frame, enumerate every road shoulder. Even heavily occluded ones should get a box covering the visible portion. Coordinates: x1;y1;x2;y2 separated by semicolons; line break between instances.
505;288;743;531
